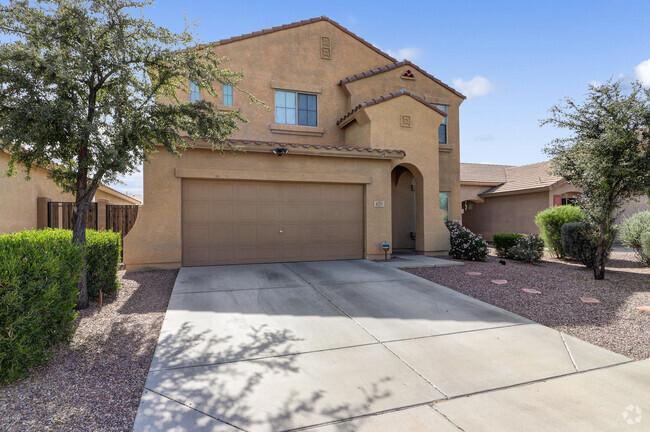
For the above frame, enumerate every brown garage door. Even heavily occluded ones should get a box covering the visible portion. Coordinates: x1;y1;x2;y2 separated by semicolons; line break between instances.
182;179;364;266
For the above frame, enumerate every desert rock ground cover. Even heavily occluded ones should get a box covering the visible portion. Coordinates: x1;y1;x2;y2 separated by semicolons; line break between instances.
409;250;649;360
0;270;178;432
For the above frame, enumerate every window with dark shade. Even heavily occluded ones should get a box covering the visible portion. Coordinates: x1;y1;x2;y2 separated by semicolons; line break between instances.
275;90;317;126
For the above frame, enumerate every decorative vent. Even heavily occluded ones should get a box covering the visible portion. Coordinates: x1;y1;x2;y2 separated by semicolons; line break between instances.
400;114;412;128
320;36;331;60
401;69;415;78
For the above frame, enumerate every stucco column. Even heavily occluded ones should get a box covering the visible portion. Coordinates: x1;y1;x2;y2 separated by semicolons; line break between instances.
36;197;51;229
96;198;108;231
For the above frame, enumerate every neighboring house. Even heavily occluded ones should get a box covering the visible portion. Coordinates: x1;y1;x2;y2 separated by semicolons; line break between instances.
124;16;465;271
460;161;650;240
0;151;140;234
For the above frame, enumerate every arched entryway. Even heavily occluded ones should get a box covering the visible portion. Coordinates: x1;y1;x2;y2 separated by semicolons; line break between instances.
391;165;417;250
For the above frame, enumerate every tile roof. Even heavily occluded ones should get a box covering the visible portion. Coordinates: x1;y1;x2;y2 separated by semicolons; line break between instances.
461;161;565;195
336;89;447;126
209;16;397;64
227;138;406;157
460;163;512;183
339;60;466;100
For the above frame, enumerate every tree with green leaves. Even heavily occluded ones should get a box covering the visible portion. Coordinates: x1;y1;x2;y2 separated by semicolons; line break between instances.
542;80;650;279
0;0;258;308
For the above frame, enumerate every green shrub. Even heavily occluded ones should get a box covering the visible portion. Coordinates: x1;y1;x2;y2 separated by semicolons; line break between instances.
561;222;597;268
508;234;545;263
85;230;122;299
493;233;525;258
445;220;488;261
535;205;583;258
0;229;83;383
619;211;650;265
641;231;650;264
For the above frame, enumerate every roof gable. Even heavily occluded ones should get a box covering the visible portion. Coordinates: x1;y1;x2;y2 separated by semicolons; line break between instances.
339;60;466;100
337;89;447;127
467;161;567;196
209;16;397;64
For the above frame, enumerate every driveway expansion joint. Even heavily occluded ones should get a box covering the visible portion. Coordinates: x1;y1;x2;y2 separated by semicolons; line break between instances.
559;332;579;372
281;263;450;398
142;387;247;431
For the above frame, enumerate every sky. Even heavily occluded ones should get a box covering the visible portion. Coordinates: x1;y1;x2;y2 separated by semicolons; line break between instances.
102;0;650;195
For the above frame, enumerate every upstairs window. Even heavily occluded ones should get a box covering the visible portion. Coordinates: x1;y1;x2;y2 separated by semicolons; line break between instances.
434;104;448;144
275;90;317;126
189;81;201;102
222;84;233;106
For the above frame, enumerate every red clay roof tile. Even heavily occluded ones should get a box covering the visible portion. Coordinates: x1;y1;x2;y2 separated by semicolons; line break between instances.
339;60;466;100
336;89;448;126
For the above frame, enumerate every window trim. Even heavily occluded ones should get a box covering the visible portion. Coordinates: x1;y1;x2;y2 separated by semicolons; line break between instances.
274;89;319;127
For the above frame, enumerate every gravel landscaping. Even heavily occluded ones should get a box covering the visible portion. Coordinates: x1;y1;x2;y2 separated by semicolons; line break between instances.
0;269;178;432
408;251;650;360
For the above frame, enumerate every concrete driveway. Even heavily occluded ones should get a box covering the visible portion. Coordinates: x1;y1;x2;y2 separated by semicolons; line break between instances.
133;260;646;431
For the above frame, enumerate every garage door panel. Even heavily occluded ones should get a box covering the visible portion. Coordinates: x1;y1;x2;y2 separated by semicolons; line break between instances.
341;203;363;221
210;202;234;222
234;223;259;244
256;203;279;220
182;179;364;266
279;203;303;222
233;203;258;222
233;182;259;201
257;224;281;244
210;223;234;243
183;223;210;246
184;202;211;223
280;224;302;241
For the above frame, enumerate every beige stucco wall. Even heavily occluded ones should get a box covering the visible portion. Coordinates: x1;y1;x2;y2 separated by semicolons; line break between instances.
125;20;462;269
0;152;71;234
342;64;463;222
462;191;549;241
124;147;396;271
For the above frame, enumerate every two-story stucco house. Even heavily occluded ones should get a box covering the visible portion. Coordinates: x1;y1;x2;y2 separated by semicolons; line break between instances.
124;16;465;271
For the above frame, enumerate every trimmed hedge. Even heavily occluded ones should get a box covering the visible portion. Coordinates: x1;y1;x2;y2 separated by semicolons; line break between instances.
85;230;122;299
619;211;650;265
493;233;525;258
0;229;83;383
508;234;545;263
445;220;488;261
535;205;583;258
561;222;597;268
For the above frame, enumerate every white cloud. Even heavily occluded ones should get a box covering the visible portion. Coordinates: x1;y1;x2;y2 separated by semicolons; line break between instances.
452;76;495;98
635;59;650;86
386;47;422;61
590;80;602;88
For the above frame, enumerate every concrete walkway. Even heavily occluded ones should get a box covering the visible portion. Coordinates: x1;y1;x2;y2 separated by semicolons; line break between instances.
133;260;643;432
377;252;464;269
